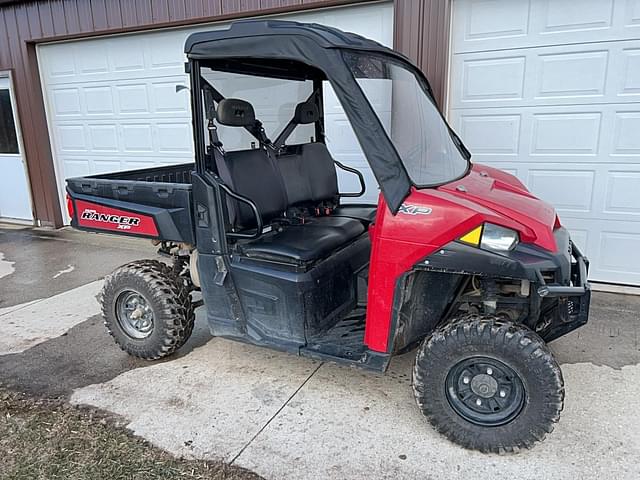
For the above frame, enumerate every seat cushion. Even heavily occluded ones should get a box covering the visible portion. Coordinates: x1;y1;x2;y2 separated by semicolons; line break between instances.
332;205;377;224
240;217;365;263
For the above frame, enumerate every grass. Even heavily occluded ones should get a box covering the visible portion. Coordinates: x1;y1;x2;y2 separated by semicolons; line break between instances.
0;389;263;480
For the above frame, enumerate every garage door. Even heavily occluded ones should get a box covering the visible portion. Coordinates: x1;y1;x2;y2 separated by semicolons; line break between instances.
449;0;640;286
38;2;393;221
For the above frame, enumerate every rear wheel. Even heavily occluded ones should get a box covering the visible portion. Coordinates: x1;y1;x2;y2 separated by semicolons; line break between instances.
412;315;564;453
101;260;195;360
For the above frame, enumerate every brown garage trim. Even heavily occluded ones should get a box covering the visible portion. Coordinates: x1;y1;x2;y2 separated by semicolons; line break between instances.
0;0;451;228
394;0;451;110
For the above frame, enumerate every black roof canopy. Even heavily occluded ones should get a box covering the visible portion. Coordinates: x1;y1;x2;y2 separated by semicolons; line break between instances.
185;19;402;59
185;20;416;212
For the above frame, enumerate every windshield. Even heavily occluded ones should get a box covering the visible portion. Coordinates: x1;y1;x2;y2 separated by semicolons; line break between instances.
343;52;469;187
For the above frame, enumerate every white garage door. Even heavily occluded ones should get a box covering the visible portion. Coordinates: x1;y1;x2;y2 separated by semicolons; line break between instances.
38;2;393;221
449;0;640;286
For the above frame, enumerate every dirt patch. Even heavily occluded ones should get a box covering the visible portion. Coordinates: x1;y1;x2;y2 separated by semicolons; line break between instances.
0;388;263;480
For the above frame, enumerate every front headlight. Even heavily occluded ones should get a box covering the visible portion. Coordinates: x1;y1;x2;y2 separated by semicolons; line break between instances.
459;223;519;252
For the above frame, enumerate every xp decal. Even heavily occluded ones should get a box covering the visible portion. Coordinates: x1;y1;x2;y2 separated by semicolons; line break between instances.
398;204;432;216
74;199;159;236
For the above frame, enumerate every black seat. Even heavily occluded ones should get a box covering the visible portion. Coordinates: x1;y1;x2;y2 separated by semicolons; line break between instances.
275;100;376;225
240;217;364;263
278;142;337;207
214;98;365;264
221;149;288;230
332;205;377;223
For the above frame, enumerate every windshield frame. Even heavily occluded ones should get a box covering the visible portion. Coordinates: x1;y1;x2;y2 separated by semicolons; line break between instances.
341;49;472;189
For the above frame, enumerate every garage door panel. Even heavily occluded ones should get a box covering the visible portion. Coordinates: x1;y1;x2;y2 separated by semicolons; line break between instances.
40;31;191;86
54;121;194;158
76;43;110;75
458;113;521;155
115;85;150;115
612;111;640;154
555;217;640;284
56;125;88;152
530;163;640;224
531;112;602;156
87;125;118;152
51;87;82;116
597;230;640;281
121;124;154;152
452;0;640;54
49;78;191;122
527;169;596;214
452;104;640;164
536;50;609;99
604;171;640;216
620;47;640;95
450;40;640;109
156;123;193;153
539;0;614;34
84;86;114;115
151;82;191;114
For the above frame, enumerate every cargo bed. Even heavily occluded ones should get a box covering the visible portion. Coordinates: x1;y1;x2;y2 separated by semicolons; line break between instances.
66;163;195;243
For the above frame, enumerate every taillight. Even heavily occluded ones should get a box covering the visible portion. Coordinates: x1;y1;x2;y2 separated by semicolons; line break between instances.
66;194;75;218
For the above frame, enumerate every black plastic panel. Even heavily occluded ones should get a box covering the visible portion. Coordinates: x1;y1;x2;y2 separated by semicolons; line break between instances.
200;234;371;351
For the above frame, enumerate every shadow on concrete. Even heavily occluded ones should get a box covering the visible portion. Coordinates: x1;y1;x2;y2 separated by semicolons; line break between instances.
0;308;212;399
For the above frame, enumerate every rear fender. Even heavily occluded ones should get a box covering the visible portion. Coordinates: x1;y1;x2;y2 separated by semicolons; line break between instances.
67;190;194;243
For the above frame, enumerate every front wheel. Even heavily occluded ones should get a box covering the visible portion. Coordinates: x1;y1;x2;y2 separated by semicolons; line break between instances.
101;260;195;360
413;315;564;453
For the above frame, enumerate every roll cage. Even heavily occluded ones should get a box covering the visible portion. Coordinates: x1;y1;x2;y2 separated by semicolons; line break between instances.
185;19;470;213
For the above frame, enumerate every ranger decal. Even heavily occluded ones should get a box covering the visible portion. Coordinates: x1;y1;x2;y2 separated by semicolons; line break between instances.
74;199;159;236
80;209;141;227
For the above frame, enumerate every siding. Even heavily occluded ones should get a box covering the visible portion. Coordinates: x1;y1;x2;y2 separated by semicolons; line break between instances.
0;0;450;226
394;0;450;110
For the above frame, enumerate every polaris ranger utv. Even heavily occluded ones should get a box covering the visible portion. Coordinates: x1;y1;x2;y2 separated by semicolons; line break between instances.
66;20;590;453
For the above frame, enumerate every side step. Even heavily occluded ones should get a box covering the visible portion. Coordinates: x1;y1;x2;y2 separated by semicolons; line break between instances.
300;308;390;371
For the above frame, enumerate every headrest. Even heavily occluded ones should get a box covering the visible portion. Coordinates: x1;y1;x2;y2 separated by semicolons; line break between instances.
216;98;256;127
293;101;319;124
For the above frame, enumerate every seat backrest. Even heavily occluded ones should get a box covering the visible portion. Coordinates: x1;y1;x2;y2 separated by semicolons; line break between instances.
278;143;339;208
215;98;287;230
275;100;339;209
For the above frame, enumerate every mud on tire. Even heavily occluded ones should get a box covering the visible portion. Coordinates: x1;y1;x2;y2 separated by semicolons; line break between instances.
101;259;195;360
412;315;564;453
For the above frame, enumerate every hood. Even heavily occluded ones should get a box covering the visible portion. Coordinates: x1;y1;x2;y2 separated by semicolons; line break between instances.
438;164;558;252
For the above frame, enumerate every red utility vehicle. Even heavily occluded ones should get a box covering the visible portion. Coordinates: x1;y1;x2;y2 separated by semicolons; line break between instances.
66;21;591;453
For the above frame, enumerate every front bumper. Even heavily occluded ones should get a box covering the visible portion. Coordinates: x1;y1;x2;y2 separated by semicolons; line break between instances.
536;240;589;297
534;238;591;341
418;226;591;342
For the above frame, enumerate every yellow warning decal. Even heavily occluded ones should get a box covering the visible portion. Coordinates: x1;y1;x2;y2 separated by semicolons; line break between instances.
459;225;483;246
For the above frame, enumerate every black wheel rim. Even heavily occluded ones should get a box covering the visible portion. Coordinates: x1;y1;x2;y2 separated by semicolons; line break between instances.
445;356;525;427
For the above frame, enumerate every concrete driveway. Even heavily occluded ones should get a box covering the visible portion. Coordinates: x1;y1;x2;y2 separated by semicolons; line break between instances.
1;225;639;479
